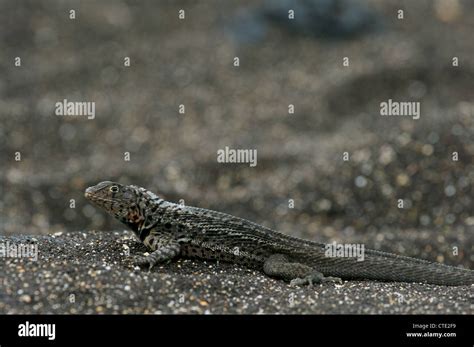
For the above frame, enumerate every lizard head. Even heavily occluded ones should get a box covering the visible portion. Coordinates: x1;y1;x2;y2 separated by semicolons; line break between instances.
85;181;152;233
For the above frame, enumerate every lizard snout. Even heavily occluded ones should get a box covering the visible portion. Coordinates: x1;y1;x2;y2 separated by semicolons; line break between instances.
84;187;95;199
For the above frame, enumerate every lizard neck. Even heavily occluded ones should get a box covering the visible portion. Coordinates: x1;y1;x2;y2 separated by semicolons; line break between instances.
135;198;170;241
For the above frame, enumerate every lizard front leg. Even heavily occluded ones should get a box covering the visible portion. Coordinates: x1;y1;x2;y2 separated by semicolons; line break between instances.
133;231;180;270
263;254;342;286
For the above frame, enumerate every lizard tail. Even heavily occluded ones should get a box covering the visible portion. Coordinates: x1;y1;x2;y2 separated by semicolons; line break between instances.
315;250;474;286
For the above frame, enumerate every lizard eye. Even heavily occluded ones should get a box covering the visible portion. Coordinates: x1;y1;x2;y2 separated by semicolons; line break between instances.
110;185;119;193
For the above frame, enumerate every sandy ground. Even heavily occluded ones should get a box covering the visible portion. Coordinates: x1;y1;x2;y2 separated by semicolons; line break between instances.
1;0;473;314
0;231;472;314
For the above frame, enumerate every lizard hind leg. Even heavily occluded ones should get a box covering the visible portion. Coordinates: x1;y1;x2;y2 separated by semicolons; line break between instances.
263;254;342;286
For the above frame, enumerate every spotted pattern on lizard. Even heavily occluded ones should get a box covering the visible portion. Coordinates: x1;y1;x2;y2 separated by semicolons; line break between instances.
85;181;474;286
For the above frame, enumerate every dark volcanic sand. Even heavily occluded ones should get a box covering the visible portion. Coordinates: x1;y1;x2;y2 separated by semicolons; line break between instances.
0;231;472;314
1;1;473;314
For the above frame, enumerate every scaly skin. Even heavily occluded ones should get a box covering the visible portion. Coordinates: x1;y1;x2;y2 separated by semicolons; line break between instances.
85;181;474;286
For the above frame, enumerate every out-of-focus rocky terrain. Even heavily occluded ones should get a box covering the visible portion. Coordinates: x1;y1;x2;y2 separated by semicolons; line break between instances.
0;0;473;314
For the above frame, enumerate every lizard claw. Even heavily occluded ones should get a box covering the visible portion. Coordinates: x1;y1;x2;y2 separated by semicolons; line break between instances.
131;254;160;272
290;273;343;286
131;255;151;267
290;277;313;287
130;251;173;271
322;276;343;284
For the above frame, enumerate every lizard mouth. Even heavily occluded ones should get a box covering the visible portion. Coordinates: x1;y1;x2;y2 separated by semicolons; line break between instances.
84;187;106;203
84;187;95;199
84;188;116;208
84;181;116;200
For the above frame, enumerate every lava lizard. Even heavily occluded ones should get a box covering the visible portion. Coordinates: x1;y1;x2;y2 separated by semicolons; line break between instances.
85;181;474;286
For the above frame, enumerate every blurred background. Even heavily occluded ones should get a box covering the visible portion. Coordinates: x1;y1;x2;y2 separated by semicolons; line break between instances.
1;0;473;267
